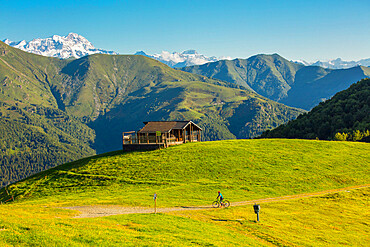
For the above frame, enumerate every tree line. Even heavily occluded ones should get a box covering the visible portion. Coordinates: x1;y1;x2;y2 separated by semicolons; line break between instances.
260;78;370;142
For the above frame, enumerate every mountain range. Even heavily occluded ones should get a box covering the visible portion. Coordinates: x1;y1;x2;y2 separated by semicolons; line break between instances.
134;50;231;68
0;41;303;187
4;33;370;70
294;58;370;69
3;33;116;59
181;54;370;110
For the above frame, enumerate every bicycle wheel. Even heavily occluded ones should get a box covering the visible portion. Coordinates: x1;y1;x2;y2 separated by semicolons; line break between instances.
223;200;230;208
212;201;220;208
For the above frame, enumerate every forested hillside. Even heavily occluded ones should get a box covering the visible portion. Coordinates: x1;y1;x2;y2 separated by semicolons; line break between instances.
0;103;95;187
181;54;370;110
260;78;370;141
0;41;303;186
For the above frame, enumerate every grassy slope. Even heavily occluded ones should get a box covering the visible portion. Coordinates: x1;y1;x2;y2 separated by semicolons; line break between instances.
0;40;67;107
2;139;369;207
0;188;368;246
0;41;97;186
181;54;303;101
0;139;369;246
0;203;261;246
171;187;370;247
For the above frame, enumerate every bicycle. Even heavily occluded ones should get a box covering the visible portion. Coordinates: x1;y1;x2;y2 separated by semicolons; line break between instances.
212;199;230;208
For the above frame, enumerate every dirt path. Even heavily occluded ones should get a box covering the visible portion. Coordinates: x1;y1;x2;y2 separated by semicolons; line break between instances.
64;184;370;218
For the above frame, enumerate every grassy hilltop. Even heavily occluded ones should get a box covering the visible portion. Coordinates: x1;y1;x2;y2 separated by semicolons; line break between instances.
0;139;369;246
2;139;369;207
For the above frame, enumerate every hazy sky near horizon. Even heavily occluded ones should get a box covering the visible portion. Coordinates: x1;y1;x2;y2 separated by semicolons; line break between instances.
1;0;369;62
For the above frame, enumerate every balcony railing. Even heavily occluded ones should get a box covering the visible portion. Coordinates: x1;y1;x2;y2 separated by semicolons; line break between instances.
123;131;199;146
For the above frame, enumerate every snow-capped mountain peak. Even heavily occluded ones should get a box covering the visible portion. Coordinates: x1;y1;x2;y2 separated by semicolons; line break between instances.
291;58;370;69
3;33;117;59
310;58;370;69
135;50;229;68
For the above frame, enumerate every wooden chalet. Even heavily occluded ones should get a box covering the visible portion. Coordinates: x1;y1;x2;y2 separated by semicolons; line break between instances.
122;121;202;151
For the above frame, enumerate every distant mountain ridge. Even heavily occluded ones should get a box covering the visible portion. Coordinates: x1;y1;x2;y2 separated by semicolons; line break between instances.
135;50;231;68
3;33;116;59
293;58;370;69
4;33;369;69
181;54;370;110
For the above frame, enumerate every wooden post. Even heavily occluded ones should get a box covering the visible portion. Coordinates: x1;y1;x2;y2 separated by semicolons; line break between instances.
146;133;149;144
5;187;14;202
189;125;192;142
154;193;157;214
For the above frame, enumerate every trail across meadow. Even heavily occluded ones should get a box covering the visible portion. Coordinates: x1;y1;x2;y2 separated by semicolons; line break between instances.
64;184;370;218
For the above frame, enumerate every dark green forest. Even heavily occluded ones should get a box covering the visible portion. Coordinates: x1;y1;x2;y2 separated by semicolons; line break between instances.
260;78;370;141
0;104;95;187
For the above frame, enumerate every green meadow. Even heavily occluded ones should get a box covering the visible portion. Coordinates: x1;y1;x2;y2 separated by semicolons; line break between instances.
2;139;369;207
0;139;369;246
0;185;368;246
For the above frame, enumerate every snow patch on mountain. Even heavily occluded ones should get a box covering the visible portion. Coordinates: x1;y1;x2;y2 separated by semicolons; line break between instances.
135;50;231;68
3;33;117;59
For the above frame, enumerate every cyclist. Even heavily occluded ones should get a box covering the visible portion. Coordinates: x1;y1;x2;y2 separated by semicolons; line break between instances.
216;191;224;206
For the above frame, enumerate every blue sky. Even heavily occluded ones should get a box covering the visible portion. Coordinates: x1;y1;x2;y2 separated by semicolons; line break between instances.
1;0;369;62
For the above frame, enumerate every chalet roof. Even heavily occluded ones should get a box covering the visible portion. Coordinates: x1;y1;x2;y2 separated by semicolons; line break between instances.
138;121;202;133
